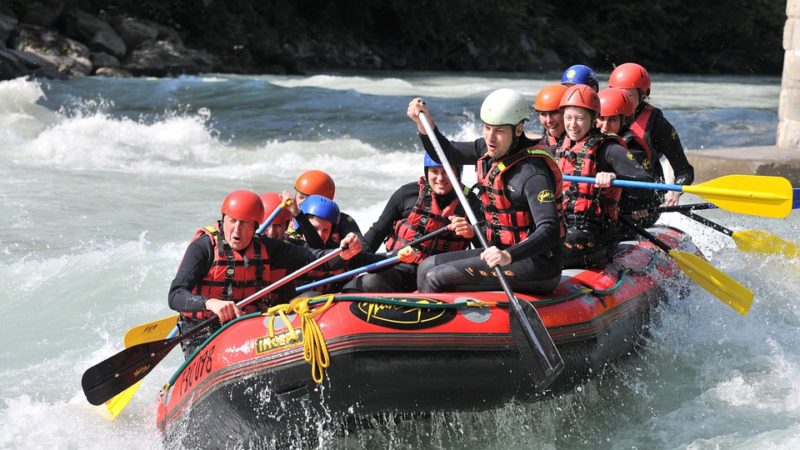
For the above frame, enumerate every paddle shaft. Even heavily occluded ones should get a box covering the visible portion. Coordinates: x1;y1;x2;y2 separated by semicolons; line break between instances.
619;216;672;253
564;175;684;192
680;211;733;236
296;226;449;292
657;203;717;213
256;200;291;234
82;247;344;405
418;112;562;385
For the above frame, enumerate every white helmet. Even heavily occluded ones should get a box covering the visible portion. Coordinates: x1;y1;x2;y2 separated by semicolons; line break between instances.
480;88;530;126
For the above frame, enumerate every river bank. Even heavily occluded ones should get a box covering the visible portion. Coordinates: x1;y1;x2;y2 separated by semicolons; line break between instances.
688;146;800;184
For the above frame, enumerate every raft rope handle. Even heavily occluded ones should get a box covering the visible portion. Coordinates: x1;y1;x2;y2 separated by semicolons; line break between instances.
264;294;336;384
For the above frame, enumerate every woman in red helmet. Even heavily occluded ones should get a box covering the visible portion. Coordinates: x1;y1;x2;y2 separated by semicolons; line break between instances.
286;169;363;249
556;85;653;268
168;189;362;357
533;83;568;148
597;88;661;224
608;62;694;207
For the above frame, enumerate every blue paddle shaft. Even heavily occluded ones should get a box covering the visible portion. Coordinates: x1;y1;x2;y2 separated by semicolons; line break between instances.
295;256;400;292
256;204;286;234
563;175;683;192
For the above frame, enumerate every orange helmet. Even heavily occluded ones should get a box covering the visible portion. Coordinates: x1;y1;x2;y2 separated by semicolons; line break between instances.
221;190;264;223
259;192;293;224
608;63;651;96
534;84;569;112
559;84;600;113
294;170;335;199
598;88;635;117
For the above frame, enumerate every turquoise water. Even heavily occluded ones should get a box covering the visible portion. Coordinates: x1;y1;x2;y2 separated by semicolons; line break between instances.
0;72;798;449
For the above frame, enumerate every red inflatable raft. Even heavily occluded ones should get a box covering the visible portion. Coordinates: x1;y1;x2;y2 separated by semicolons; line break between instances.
156;226;695;447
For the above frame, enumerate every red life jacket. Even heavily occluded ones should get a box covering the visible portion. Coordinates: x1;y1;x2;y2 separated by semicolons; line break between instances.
384;177;471;261
544;132;563;148
186;223;280;319
476;146;566;248
557;133;624;224
627;104;655;165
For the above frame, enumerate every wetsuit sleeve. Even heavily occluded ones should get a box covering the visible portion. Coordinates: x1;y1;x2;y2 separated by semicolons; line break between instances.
293;213;325;248
506;169;561;261
336;212;363;241
652;113;694;185
600;141;655;207
168;234;214;313
363;184;414;253
419;127;485;166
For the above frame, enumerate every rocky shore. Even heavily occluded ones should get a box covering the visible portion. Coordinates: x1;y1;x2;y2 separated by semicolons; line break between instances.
0;4;219;79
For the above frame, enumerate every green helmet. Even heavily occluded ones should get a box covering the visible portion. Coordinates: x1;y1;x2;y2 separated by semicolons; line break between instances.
479;88;529;126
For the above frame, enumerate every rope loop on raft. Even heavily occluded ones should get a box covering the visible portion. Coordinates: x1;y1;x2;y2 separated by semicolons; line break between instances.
263;294;336;384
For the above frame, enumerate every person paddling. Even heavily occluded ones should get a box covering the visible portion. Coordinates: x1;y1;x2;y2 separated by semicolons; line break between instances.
608;62;695;207
345;154;479;292
556;85;653;268
167;190;362;357
407;89;565;294
596;88;661;223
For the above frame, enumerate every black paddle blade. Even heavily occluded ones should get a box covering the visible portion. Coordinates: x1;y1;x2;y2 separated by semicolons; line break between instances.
81;338;178;405
509;298;564;390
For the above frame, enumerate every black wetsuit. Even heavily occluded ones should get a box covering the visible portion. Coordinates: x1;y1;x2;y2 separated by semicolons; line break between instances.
620;104;694;229
168;233;344;356
415;128;563;294
343;181;480;292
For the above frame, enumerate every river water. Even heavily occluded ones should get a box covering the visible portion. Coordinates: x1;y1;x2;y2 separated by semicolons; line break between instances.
0;72;797;449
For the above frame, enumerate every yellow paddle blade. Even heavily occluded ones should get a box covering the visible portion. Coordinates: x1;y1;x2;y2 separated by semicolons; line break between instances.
104;380;142;419
732;230;800;259
669;249;754;316
683;175;792;219
123;314;179;348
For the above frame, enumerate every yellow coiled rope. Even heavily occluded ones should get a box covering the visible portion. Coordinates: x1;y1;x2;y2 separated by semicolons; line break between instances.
263;294;336;384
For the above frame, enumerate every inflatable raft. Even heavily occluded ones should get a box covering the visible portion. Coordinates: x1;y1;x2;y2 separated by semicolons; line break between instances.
156;226;695;447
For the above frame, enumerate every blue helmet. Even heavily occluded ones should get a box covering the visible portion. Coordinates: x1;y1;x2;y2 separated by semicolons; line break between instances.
561;64;599;90
299;195;340;225
423;153;442;168
423;153;461;179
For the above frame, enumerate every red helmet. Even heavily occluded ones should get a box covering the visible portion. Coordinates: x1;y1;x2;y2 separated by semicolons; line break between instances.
608;63;651;96
259;192;293;224
221;190;264;223
559;84;600;113
534;84;569;112
598;88;635;117
294;170;335;199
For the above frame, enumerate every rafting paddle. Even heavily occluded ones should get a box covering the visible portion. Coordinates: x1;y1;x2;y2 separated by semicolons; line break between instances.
618;216;753;315
563;174;793;219
678;210;800;259
297;225;450;292
418;112;564;390
256;199;291;234
82;247;345;406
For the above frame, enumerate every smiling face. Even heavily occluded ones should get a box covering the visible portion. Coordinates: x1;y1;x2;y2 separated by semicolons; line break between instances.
596;115;622;135
562;106;594;141
538;110;564;138
222;215;256;251
426;166;454;195
482;123;523;159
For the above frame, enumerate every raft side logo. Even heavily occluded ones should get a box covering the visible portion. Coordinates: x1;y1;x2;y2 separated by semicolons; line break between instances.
349;298;456;330
255;329;303;354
